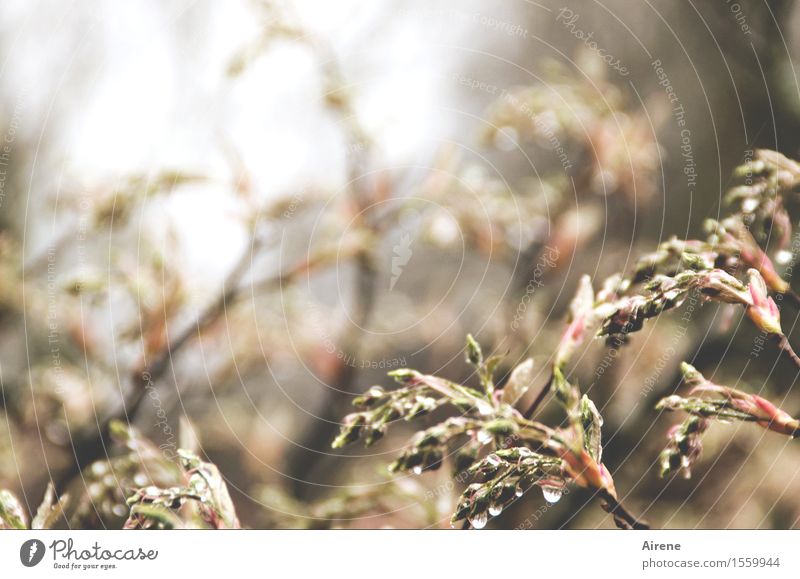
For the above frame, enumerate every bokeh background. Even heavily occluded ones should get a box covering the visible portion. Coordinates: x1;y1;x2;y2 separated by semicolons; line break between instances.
1;0;800;529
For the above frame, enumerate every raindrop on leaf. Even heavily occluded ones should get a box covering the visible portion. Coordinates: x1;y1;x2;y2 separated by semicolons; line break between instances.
541;485;563;504
469;511;488;529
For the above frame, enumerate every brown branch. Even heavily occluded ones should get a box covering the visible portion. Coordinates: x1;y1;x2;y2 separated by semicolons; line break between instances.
598;489;649;530
781;289;800;308
284;250;378;498
55;233;263;491
774;334;800;369
522;373;553;419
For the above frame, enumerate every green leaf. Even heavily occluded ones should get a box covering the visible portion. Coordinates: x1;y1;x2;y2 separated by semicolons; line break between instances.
465;334;483;366
580;395;604;462
502;358;535;404
0;489;28;529
32;483;68;530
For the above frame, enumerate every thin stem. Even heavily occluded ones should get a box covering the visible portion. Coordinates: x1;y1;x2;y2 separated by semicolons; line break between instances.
774;334;800;369
55;232;263;490
598;489;649;530
522;373;554;419
780;289;800;308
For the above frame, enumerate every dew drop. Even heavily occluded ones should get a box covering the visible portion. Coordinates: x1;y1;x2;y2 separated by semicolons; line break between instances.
412;466;423;475
477;430;493;445
488;504;504;517
476;401;494;416
515;487;524;498
541;485;563;504
486;454;502;467
468;511;488;529
742;198;759;213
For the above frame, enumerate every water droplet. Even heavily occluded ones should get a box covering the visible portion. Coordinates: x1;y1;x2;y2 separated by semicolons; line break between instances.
412;466;423;475
476;401;494;416
486;454;502;467
488;503;504;516
541;485;563;504
742;198;759;213
515;487;524;498
477;430;493;444
468;511;488;529
368;386;384;397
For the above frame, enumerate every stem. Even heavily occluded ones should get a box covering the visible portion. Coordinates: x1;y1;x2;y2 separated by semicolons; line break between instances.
55;232;263;490
284;251;378;498
598;489;649;530
522;373;554;419
774;334;800;369
781;289;800;308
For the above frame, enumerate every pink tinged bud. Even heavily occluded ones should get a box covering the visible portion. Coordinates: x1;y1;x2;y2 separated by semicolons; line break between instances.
598;463;617;496
750;395;800;436
666;424;681;438
756;256;789;294
769;296;780;318
727;219;789;293
556;276;594;368
561;447;616;496
745;269;783;335
752;395;778;418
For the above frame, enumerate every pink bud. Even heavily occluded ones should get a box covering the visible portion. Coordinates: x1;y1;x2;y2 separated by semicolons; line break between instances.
752;395;778;418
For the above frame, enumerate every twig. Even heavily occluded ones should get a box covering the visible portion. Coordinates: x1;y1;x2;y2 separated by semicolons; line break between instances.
522;374;553;419
55;233;263;490
284;251;378;498
598;489;649;530
781;289;800;308
774;334;800;369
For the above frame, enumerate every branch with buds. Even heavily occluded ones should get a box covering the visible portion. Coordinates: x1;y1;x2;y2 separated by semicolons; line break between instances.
333;335;647;529
656;363;800;478
125;449;240;529
526;262;800;420
333;149;800;529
